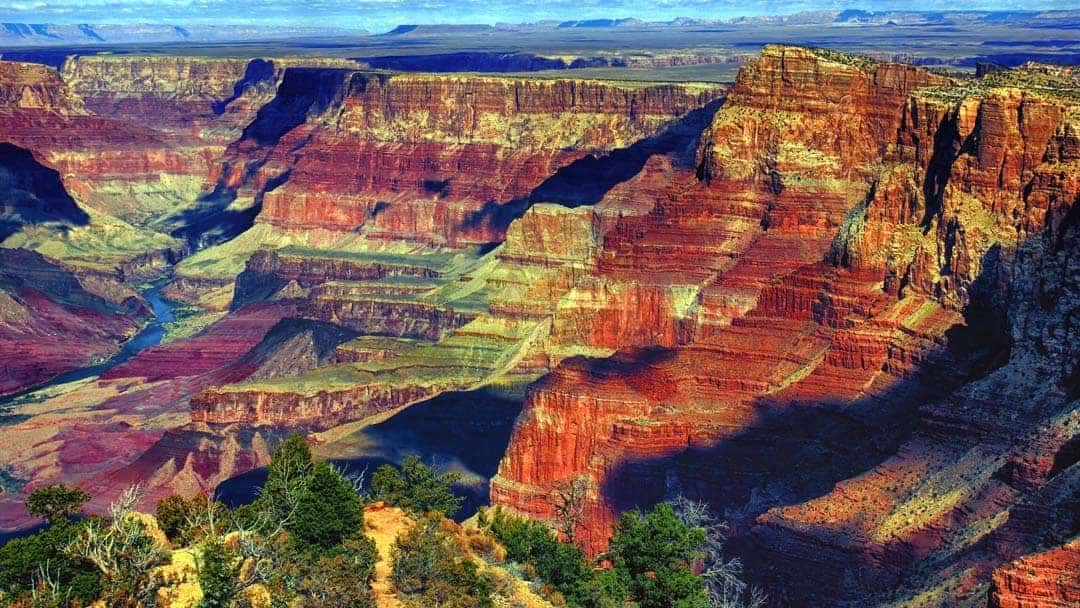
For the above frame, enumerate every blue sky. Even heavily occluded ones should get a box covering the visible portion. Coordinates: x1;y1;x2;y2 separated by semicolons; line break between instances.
2;1;1077;32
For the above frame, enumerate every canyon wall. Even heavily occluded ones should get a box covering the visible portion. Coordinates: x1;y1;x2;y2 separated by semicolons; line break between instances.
208;69;723;246
176;70;726;428
491;47;1080;606
2;46;1075;608
61;55;359;142
0;60;83;112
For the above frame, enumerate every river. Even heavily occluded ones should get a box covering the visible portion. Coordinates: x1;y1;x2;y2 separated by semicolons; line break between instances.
0;277;177;408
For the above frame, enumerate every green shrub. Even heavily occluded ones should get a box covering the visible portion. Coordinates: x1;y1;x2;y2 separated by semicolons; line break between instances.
67;487;166;607
296;536;378;608
197;538;238;608
0;518;101;604
482;508;604;608
370;456;463;518
607;503;707;608
26;486;90;525
391;513;492;608
156;493;231;545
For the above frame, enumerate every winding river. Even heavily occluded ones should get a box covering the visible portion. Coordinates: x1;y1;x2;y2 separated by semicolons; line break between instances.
0;277;177;408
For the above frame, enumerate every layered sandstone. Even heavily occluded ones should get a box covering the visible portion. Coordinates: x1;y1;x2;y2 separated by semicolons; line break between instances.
0;60;83;112
176;70;723;428
61;55;358;142
3;45;1076;608
989;538;1080;608
0;248;144;395
0;59;196;278
207;69;723;247
490;49;1080;608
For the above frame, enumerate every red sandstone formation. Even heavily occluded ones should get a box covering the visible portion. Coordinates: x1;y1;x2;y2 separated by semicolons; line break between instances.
989;538;1080;608
210;68;724;246
491;47;1080;606
2;45;1077;608
0;249;144;395
0;61;84;112
60;55;359;143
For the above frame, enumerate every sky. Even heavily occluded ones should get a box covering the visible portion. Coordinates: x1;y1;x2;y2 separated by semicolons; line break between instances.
2;1;1077;32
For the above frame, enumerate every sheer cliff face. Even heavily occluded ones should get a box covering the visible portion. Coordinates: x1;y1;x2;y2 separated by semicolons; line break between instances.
60;56;358;142
211;69;723;246
491;47;1080;605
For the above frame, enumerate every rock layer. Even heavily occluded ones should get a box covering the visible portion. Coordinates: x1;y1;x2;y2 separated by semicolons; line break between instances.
209;69;723;246
989;538;1080;608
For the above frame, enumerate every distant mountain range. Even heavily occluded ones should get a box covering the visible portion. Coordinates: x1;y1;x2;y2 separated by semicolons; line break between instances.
0;23;366;47
1;10;1077;47
358;10;1080;37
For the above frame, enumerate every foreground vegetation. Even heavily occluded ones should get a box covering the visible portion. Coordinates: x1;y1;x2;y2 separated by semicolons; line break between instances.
0;435;762;608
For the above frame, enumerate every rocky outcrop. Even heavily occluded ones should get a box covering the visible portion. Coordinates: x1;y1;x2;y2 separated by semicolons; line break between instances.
232;249;441;309
60;55;358;143
171;70;724;431
0;59;200;284
103;302;297;383
0;60;83;112
0;248;143;395
989;538;1080;608
492;47;955;545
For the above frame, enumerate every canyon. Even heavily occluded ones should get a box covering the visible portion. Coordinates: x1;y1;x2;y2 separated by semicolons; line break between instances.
0;40;1076;608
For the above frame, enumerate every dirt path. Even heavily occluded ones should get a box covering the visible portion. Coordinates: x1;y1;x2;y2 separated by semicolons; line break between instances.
364;503;410;608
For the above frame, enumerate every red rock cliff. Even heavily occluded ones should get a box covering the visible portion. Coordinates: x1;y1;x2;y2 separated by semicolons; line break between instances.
491;49;1080;608
209;68;724;246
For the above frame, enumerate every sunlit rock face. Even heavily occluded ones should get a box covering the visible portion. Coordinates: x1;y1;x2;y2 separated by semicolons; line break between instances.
0;57;727;532
0;61;84;112
207;68;722;247
989;538;1080;608
0;55;369;395
491;47;1080;606
60;55;359;143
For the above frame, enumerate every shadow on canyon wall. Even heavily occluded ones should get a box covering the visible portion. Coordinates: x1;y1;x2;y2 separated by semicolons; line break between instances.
214;387;524;521
592;228;1078;604
462;98;724;236
0;142;89;240
211;58;277;115
0;248;126;314
169;67;354;249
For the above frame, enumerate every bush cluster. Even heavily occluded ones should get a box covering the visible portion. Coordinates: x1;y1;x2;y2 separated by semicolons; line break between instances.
1;435;758;608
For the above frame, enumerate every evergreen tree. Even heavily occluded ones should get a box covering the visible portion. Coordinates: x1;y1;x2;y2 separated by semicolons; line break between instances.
197;538;238;608
26;485;90;525
256;434;313;527
369;455;462;517
289;462;364;552
607;503;707;608
0;518;101;604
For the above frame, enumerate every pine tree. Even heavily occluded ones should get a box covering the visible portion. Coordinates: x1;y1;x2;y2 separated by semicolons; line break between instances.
289;462;364;552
